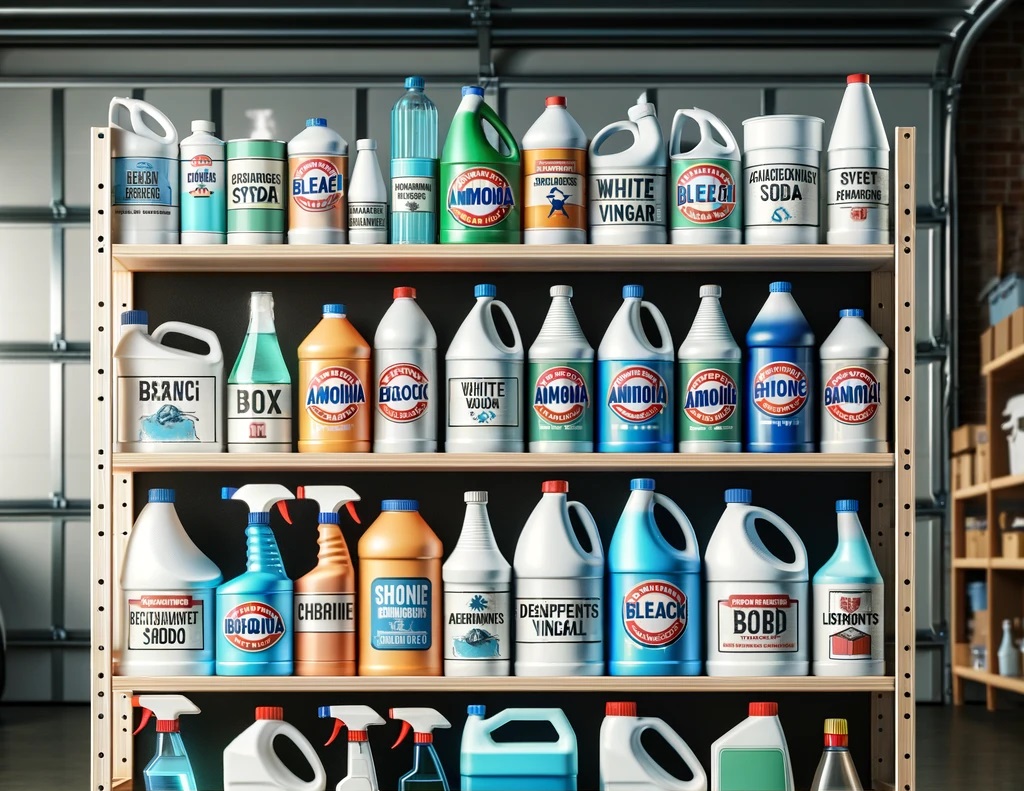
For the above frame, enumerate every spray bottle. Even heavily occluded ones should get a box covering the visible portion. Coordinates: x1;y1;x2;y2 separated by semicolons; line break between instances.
216;484;295;676
319;705;386;791
132;694;201;791
391;708;452;791
295;485;362;676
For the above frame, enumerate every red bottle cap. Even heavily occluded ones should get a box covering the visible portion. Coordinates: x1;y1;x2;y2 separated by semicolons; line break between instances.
414;732;433;744
546;96;567;107
847;74;870;84
394;286;416;299
824;718;849;747
349;730;369;743
542;480;569;493
606;702;637;717
156;720;181;733
256;706;284;721
749;702;778;717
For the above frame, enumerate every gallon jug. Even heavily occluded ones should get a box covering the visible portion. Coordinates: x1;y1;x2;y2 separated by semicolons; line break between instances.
711;702;794;791
522;97;587;244
747;282;815;453
600;701;707;791
608;479;701;676
298;304;372;453
705;489;809;676
348;139;388;244
441;85;521;244
374;287;437;453
223;706;327;791
358;499;443;676
827;75;890;245
443;491;512;677
809;718;863;791
514;480;604;676
669;109;741;244
529;285;594;452
445;284;524;453
109;97;179;244
114;309;225;452
820;309;889;453
597;285;674;453
288;117;348;244
227;138;287;244
678;285;741;452
813;500;884;676
391;76;439;244
180;120;226;244
120;489;223;676
461;705;578;791
589;94;666;245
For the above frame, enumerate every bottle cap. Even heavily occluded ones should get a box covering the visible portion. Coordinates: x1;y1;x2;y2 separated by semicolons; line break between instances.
155;720;181;733
323;303;345;316
462;85;485;97
836;499;859;512
474;283;497;298
630;478;655;491
382;499;419;512
725;488;752;504
840;308;865;318
847;74;870;84
623;284;643;299
824;717;849;747
191;120;215;133
605;701;637;717
464;491;488;504
749;702;778;717
550;285;573;298
121;309;149;326
769;281;792;294
467;704;486;717
542;480;569;494
356;138;377;150
306;117;327;127
405;76;425;91
700;284;722;299
256;706;284;721
546;96;567;107
394;286;417;299
148;488;175;504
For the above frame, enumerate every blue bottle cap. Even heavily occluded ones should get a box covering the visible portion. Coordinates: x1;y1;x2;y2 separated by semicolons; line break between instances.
725;488;752;504
467;704;486;717
121;309;149;326
474;284;497;298
623;284;643;299
249;512;271;524
306;117;327;127
836;499;859;512
631;478;655;491
317;706;331;718
840;308;865;319
405;76;425;90
221;487;238;500
382;499;419;512
462;85;485;97
769;281;792;293
323;303;346;316
148;488;175;503
319;512;340;525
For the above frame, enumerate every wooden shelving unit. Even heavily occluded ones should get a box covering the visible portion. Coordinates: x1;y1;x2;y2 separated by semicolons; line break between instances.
90;128;918;790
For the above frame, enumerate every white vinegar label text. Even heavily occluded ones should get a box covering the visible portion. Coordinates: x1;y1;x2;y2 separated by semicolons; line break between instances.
448;377;520;427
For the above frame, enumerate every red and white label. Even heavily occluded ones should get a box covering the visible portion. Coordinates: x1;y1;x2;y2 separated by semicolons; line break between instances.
676;164;737;223
752;362;808;416
607;366;668;423
305;366;366;425
292;157;343;212
377;363;430;423
533;366;588;424
684;368;737;425
221;601;286;652
824;366;880;424
622;580;688;647
190;153;213;167
447;167;515;227
127;593;205;651
717;592;800;653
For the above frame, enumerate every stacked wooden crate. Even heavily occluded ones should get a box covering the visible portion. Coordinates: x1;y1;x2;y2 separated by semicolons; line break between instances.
951;423;989;493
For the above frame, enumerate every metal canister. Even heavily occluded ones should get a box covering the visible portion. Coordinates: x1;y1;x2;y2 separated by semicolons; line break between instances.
226;139;286;244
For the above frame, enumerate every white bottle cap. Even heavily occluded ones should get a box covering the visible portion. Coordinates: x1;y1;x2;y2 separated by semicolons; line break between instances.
357;139;377;150
550;285;573;298
191;120;215;133
699;285;722;299
464;491;488;504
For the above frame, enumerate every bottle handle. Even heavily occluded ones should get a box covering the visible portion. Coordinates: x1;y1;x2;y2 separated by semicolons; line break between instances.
568;500;604;563
479;101;521;159
151;321;223;362
269;723;327;791
642;719;709;791
640;301;673;354
590;120;639;159
111;98;177;145
670;108;737;158
489;299;524;354
108;97;132;128
744;506;808;574
485;709;575;748
653;493;700;560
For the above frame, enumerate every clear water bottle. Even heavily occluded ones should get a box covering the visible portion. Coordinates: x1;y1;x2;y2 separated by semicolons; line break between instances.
391;76;438;244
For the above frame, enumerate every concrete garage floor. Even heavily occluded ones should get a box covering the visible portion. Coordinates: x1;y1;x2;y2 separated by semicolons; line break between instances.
0;704;1021;789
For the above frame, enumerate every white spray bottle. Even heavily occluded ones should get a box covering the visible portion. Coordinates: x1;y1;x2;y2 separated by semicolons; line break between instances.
349;139;388;244
391;708;452;791
132;694;201;791
320;705;386;791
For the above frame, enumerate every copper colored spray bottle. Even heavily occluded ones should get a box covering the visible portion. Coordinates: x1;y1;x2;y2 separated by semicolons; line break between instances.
294;485;361;676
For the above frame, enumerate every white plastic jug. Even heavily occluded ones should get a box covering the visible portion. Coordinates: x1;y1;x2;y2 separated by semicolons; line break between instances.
114;310;225;452
589;95;667;244
514;480;604;676
704;489;809;676
1002;394;1024;476
669;109;741;244
109;97;179;244
288;118;348;244
711;702;794;791
223;706;327;791
600;701;707;791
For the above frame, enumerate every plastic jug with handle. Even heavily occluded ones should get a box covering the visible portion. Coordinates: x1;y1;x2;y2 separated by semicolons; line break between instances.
589;94;666;244
711;702;794;791
705;489;809;677
608;479;701;676
223;706;327;791
109;97;179;244
669;109;741;244
600;701;707;791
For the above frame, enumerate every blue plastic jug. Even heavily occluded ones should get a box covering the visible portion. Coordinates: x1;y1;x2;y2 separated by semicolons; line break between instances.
608;478;702;676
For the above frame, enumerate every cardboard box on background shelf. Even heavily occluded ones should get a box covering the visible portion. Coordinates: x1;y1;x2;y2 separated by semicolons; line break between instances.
966;528;989;558
995;317;1013;358
954;453;976;491
1002;531;1024;559
982;327;994;367
975;435;990;484
952;424;986;455
969;609;989;646
1013;307;1024;350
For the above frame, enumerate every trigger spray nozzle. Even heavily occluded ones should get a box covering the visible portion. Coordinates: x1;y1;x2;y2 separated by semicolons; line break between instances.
132;694;200;735
297;485;362;525
222;484;295;523
389;707;451;748
319;705;384;746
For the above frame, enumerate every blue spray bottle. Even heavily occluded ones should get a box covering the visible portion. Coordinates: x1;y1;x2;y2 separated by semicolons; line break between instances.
391;708;452;790
216;484;295;676
132;694;200;791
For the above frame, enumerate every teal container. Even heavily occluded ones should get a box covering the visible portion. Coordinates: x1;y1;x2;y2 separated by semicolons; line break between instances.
226;139;287;244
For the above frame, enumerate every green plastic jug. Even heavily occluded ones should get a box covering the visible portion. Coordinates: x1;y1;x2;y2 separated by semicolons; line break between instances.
441;86;521;244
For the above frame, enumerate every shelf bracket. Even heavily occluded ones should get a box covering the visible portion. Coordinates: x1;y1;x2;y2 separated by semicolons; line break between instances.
469;0;494;84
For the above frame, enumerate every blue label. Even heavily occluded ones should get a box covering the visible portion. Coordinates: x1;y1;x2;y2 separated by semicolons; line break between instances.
113;156;176;207
747;347;815;451
215;591;292;673
597;359;673;452
370;577;432;651
181;153;226;235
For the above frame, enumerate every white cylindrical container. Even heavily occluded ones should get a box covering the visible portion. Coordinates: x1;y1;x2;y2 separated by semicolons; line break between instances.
179;120;226;244
348;138;388;245
287;117;348;244
373;286;437;453
443;491;512;676
820;308;889;453
742;115;824;245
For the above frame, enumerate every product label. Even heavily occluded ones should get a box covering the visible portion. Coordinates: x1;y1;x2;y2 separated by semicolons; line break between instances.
127;594;204;650
348;201;387;237
370;578;432;650
598;360;673;448
816;586;883;662
228;384;292;447
679;362;740;443
447;377;520;427
823;366;882;425
228;157;285;210
827;167;889;231
743;162;819;228
529;361;592;443
622;580;688;648
523;149;586;231
391;176;437;214
289;156;346;221
444;589;510;661
717;593;800;653
221;601;286;652
304;367;367;425
671;159;740;229
378;363;430;423
117;375;218;445
589;173;665;229
516;598;602;643
752;361;809;417
113;156;177;208
447;167;516;227
294;592;355;634
606;364;670;422
181;152;226;234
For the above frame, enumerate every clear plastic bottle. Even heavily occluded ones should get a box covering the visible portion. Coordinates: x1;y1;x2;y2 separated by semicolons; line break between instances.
391;76;438;244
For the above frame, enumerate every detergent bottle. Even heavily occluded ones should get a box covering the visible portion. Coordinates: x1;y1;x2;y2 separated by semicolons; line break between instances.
224;706;327;791
461;705;578;791
298;304;372;453
392;76;439;244
608;479;701;676
294;485;362;676
216;485;295;676
179;120;226;244
441;85;521;243
391;708;452;791
820;309;889;453
288;117;348;244
114;309;225;452
827;75;890;245
109;97;179;244
358;499;443;676
813;500;884;676
348;139;388;244
677;285;742;452
747;282;815;453
597;285;674;452
445;284;524;452
809;719;864;791
374;287;437;453
600;701;707;791
705;489;809;677
120;488;222;676
669;109;741;244
514;481;604;676
132;695;201;791
320;705;386;791
589;94;666;244
522;97;587;244
228;291;292;453
443;491;512;676
711;702;794;791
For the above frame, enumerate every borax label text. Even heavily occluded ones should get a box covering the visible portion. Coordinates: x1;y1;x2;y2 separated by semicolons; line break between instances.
228;384;292;445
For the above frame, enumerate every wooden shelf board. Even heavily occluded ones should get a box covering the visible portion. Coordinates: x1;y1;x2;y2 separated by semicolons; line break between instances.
110;243;895;273
983;343;1024;377
953;557;989;569
990;557;1024;570
112;780;132;791
953;665;1024;695
952;482;990;500
991;473;1024;493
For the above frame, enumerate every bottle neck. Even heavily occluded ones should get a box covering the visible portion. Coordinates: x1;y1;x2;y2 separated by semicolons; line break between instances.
247;293;277;335
316;522;352;566
246;523;286;576
837;512;867;543
155;731;187;758
455;503;500;552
